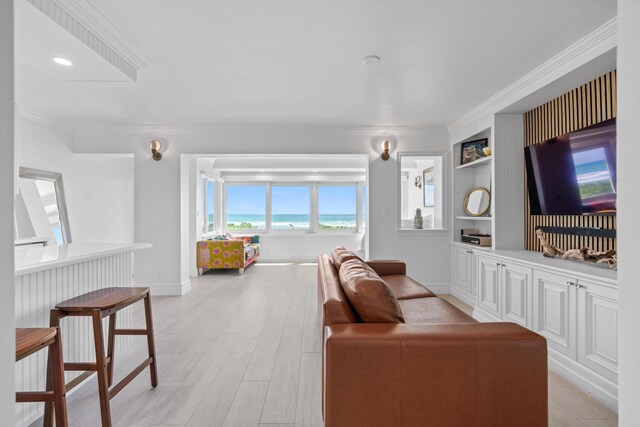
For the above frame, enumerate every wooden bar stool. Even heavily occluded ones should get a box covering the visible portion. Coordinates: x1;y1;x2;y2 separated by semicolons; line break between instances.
44;287;158;427
16;328;68;427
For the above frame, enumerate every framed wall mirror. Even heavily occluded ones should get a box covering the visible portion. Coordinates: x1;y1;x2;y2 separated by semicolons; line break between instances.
463;187;491;217
16;167;72;245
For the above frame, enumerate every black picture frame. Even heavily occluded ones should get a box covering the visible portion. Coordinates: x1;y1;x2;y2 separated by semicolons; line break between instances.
460;138;489;165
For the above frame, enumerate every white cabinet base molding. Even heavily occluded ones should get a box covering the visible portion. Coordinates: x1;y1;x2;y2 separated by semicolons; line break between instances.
459;246;618;410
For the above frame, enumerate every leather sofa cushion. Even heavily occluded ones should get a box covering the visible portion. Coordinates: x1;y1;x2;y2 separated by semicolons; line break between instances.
381;275;436;300
338;259;404;323
317;254;358;325
331;246;362;270
399;297;477;324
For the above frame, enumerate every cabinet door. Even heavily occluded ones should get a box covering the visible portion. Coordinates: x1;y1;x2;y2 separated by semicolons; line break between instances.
532;270;577;358
452;247;472;294
477;255;501;318
501;262;532;327
577;280;618;382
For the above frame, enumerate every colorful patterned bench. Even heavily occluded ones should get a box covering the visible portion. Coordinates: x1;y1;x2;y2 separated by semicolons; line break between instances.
196;235;260;276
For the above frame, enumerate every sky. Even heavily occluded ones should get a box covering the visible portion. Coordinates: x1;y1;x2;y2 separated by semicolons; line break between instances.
572;147;607;165
225;184;358;215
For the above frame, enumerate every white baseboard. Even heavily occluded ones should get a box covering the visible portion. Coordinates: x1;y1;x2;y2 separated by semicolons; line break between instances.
449;286;476;306
258;256;318;263
472;306;618;411
424;282;450;295
148;279;191;296
548;348;618;411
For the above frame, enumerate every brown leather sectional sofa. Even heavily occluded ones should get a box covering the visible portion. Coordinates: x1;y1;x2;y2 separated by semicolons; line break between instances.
318;249;548;427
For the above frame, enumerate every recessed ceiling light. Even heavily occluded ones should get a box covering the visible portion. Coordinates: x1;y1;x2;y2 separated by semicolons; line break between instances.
313;170;318;172
362;55;380;65
52;57;73;67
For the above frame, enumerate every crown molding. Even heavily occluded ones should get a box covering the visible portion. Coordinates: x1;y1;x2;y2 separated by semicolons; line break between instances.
26;0;152;81
54;0;152;70
15;101;73;131
447;17;617;144
73;123;444;137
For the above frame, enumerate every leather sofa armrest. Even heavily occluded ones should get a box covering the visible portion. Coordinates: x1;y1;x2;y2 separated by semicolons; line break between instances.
324;323;547;427
365;260;406;276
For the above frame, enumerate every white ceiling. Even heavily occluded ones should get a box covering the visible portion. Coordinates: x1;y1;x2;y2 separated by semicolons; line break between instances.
15;0;617;127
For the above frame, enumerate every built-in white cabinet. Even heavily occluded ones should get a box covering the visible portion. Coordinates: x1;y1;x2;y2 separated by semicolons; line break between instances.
451;246;476;305
532;270;577;358
454;244;619;407
577;279;618;382
475;253;532;327
477;254;501;318
501;261;532;327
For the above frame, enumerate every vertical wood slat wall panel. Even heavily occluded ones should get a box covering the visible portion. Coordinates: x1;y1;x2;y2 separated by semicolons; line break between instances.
524;70;617;253
14;253;134;426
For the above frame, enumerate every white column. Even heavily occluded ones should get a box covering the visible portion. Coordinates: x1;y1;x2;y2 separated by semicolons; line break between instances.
617;0;640;423
0;0;15;417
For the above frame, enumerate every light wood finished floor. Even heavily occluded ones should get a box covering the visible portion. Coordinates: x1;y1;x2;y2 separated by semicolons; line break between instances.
35;263;617;426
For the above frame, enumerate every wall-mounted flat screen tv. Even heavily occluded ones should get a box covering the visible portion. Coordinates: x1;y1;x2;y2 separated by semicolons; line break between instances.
525;118;616;215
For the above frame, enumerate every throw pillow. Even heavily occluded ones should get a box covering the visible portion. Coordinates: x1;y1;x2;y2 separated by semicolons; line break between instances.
331;246;362;270
338;258;404;323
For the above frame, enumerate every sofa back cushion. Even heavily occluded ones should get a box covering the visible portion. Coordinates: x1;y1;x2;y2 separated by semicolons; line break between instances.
338;259;404;323
331;246;362;270
317;254;358;326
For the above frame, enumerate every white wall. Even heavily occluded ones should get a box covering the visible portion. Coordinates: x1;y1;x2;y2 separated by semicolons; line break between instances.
16;115;134;244
0;0;15;417
617;0;640;423
74;125;453;295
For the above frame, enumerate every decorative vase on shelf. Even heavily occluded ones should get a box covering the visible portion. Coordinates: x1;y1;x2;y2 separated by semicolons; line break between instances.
414;208;423;229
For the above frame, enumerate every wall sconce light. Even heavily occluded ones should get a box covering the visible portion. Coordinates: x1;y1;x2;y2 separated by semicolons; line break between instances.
415;176;422;189
380;140;390;161
149;140;162;161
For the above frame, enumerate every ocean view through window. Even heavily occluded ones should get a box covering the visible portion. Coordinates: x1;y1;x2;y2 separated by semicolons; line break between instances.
272;185;311;230
226;185;266;229
222;181;364;233
319;185;357;230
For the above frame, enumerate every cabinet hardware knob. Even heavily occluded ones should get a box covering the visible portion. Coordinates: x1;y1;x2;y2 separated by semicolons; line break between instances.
501;263;506;267
496;263;500;267
466;250;474;254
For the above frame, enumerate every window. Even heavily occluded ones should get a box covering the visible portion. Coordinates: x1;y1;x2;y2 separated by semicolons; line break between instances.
399;154;446;230
271;185;311;230
203;178;215;233
226;185;266;230
318;185;357;231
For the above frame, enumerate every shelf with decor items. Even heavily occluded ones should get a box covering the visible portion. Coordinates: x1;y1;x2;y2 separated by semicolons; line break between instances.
455;155;492;170
451;128;493;246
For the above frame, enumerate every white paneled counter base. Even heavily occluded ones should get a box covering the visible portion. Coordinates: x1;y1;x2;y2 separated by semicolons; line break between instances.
451;242;618;410
14;243;151;426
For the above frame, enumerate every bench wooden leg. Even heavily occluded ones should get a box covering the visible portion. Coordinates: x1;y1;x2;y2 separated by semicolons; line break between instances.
50;328;68;427
44;309;61;427
144;294;159;387
92;310;112;427
106;312;117;387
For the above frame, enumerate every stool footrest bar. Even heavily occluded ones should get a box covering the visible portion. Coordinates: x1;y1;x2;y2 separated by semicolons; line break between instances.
114;329;148;335
16;391;56;402
109;357;153;400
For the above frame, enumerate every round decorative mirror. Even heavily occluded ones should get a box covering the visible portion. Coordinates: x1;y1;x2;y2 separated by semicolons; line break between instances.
463;187;491;216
